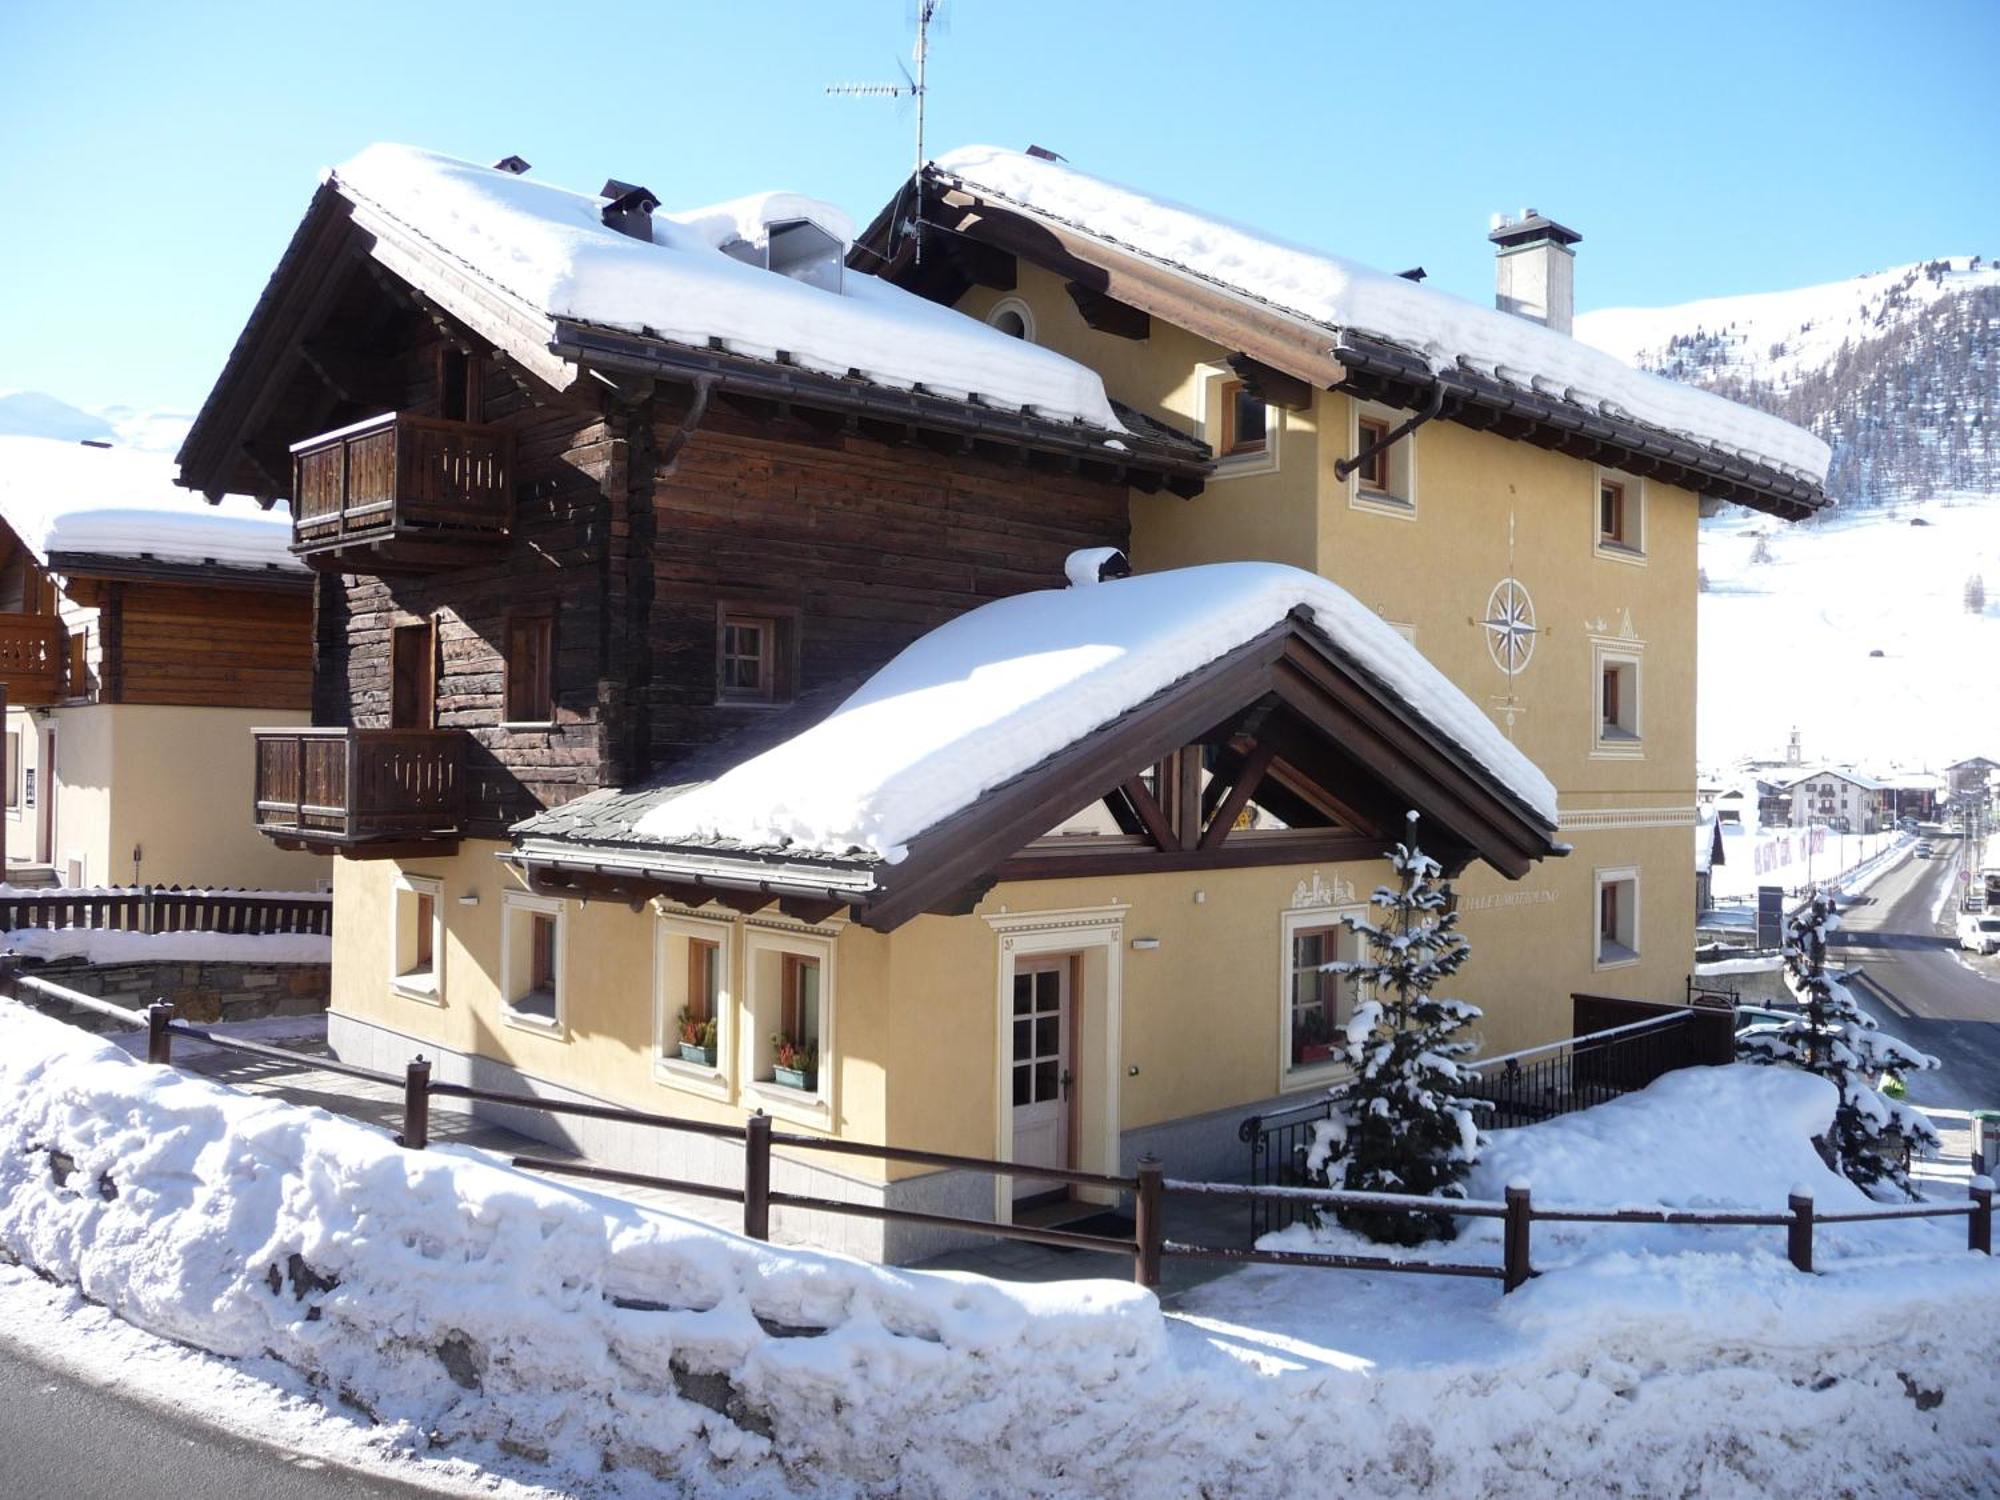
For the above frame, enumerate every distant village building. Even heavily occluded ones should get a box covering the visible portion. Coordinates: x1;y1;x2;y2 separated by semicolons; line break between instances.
1947;756;1999;812
1782;768;1887;833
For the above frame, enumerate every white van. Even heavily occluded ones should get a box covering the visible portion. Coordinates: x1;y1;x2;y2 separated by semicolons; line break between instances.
1957;911;2000;955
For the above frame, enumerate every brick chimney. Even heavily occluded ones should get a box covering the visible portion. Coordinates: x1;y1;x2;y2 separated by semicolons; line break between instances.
1487;210;1582;335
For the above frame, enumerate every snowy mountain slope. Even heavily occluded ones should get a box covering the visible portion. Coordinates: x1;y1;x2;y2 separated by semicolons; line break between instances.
1578;258;2000;505
0;391;191;454
1698;495;2000;768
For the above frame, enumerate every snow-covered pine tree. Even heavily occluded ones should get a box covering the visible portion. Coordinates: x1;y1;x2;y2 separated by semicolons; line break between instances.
1305;811;1484;1245
1737;893;1940;1199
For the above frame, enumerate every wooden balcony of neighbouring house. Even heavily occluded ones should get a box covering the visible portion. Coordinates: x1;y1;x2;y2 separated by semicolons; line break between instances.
0;613;67;705
253;726;468;857
288;412;514;571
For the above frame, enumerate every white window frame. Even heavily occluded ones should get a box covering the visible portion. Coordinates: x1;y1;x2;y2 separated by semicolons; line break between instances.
741;922;838;1125
389;872;445;1004
1593;866;1641;970
1593;465;1647;564
985;295;1037;343
1591;640;1645;760
652;908;735;1101
1347;397;1418;519
1196;362;1281;479
1277;901;1366;1091
500;890;567;1036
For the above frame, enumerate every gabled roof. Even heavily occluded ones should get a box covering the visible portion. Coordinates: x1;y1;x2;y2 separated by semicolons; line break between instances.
179;147;1208;502
858;148;1830;519
514;561;1563;931
0;436;301;580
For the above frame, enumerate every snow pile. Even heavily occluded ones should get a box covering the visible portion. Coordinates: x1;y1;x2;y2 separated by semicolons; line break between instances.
0;436;297;571
3;929;330;965
933;146;1830;485
334;145;1122;431
2;1004;1996;1497
633;561;1558;861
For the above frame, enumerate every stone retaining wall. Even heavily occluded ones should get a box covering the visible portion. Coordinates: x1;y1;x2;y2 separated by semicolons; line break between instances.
19;957;329;1025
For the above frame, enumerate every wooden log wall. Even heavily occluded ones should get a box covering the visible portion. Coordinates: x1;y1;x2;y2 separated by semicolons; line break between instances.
114;582;312;709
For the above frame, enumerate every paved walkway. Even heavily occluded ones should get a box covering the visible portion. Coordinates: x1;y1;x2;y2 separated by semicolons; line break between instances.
109;1017;1256;1298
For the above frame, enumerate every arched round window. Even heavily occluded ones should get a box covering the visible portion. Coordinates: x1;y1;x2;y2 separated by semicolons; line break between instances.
986;297;1036;342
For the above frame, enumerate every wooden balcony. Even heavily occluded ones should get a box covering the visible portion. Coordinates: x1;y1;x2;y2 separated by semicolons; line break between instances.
0;613;66;705
290;412;514;570
253;727;468;857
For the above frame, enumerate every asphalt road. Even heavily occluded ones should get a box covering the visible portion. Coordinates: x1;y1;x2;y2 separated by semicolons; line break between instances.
1833;839;2000;1112
0;1329;459;1500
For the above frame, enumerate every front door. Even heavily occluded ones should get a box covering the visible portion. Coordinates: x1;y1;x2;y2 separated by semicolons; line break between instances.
1011;957;1073;1204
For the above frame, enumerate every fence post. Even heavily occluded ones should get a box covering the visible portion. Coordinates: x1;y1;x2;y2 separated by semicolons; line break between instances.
398;1056;431;1150
1971;1177;1994;1256
142;883;156;936
1787;1189;1814;1272
743;1111;771;1242
1133;1156;1164;1289
1503;1182;1533;1292
146;1001;174;1066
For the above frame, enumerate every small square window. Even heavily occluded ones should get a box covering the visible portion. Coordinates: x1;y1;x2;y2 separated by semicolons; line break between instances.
505;615;554;723
1594;471;1645;560
1218;380;1268;457
717;606;796;705
1349;401;1415;513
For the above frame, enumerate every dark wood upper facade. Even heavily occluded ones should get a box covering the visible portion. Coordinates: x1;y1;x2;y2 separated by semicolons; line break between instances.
181;188;1201;856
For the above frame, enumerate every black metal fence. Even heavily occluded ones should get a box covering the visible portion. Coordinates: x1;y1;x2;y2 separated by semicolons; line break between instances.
1240;1009;1717;1238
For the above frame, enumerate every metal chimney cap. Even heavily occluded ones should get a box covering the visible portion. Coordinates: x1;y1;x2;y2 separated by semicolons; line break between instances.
1488;212;1582;250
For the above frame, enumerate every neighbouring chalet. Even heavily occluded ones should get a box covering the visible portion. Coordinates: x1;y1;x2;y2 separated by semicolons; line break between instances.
853;147;1832;1056
1779;767;1888;833
177;147;1577;1259
0;437;322;889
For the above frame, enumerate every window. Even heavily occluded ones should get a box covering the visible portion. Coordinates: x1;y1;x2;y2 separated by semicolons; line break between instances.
504;614;553;723
1595;868;1640;967
716;605;796;705
4;730;16;809
501;891;565;1029
1218;380;1268;457
1594;469;1646;560
438;346;481;424
985;296;1036;342
1288;925;1355;1070
1599;656;1640;743
66;630;87;699
654;912;732;1094
391;621;436;729
391;873;444;1000
745;927;835;1116
1349;400;1416;514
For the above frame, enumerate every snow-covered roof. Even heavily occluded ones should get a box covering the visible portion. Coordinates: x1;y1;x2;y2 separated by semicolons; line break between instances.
929;146;1831;487
0;437;299;573
330;146;1124;433
1780;766;1886;792
627;560;1557;863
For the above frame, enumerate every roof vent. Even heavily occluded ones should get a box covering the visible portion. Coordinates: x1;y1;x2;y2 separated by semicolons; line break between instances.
492;155;532;175
1397;266;1427;283
766;218;845;295
1065;546;1130;587
600;179;660;241
1026;144;1067;162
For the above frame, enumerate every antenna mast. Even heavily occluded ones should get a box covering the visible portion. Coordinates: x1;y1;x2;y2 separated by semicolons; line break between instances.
827;0;939;264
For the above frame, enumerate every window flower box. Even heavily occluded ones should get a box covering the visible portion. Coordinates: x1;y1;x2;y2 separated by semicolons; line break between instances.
676;1009;718;1070
773;1063;816;1091
771;1032;818;1093
1297;1040;1338;1066
678;1042;717;1068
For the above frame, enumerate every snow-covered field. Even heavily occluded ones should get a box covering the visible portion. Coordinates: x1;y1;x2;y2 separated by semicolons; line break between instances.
1711;826;1907;903
1699;496;2000;768
3;999;1996;1496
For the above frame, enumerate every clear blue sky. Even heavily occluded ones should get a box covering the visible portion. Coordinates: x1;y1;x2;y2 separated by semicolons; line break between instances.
2;0;1995;416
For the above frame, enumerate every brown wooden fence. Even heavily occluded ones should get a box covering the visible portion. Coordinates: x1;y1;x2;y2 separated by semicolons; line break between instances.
0;886;331;937
7;973;1991;1294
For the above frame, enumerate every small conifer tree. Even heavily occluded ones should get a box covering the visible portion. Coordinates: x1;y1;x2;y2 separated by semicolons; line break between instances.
1737;894;1940;1199
1306;813;1485;1245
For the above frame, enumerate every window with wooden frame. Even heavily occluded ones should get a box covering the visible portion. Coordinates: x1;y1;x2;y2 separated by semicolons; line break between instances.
653;912;733;1091
1595;869;1640;967
504;613;554;724
390;873;444;1000
437;345;482;424
1217;379;1269;458
391;620;436;730
780;954;821;1052
1598;654;1640;743
66;629;87;700
501;891;565;1029
1349;400;1416;512
1594;470;1645;559
1354;415;1391;490
1287;925;1356;1071
716;605;796;705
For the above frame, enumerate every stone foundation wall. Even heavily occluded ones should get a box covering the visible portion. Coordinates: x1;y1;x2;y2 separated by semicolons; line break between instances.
18;957;330;1025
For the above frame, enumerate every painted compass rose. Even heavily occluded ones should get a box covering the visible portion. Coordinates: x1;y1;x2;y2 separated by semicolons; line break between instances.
1483;577;1538;674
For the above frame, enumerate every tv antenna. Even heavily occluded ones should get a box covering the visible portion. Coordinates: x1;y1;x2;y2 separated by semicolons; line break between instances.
828;0;940;263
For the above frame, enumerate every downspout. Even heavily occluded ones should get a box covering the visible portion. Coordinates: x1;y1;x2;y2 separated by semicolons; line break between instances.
1334;376;1447;482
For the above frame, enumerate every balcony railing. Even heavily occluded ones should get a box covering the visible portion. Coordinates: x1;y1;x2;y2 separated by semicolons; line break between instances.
289;412;514;566
253;727;468;851
0;613;66;705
